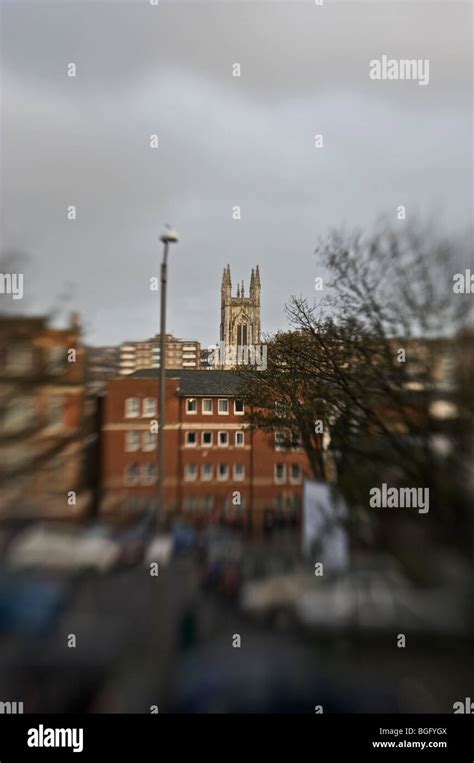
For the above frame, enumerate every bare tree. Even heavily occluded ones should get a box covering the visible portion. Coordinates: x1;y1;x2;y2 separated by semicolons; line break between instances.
239;219;472;526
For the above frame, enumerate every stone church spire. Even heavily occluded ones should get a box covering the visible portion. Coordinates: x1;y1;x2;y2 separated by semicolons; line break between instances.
221;265;232;300
218;265;262;368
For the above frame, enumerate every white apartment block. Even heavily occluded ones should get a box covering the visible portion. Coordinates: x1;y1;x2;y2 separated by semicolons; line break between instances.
119;334;201;375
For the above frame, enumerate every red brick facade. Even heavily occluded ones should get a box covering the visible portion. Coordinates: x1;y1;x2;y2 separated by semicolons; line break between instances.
0;314;92;518
100;371;313;526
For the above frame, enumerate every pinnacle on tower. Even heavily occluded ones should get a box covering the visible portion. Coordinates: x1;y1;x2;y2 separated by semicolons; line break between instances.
241;280;244;298
221;265;232;289
237;283;240;298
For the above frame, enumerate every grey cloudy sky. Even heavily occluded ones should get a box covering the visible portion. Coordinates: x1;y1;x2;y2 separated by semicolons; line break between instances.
1;0;472;346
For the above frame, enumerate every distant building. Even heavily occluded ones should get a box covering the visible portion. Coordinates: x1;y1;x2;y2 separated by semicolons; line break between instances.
85;345;120;382
0;313;95;519
100;369;312;526
119;334;201;375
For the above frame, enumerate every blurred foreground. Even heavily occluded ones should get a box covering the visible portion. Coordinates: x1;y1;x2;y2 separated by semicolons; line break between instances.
0;516;472;714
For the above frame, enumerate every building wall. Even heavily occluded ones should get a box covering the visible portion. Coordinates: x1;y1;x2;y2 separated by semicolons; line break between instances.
100;375;313;526
0;314;92;519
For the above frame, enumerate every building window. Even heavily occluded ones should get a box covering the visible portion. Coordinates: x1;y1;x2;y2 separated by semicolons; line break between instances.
275;401;286;418
234;399;244;415
125;397;141;418
186;398;198;414
5;345;33;375
275;431;286;450
290;463;302;483
2;397;35;434
218;431;229;447
275;494;285;513
217;463;229;481
203;495;214;512
218;399;229;415
186;431;197;447
125;431;141;452
124;463;140;485
143;397;157;417
143;431;157;451
142;463;157;485
291;432;303;450
235;431;245;447
47;346;66;375
202;398;213;414
237;324;248;347
202;431;213;446
233;463;245;481
46;396;65;429
184;463;198;481
184;496;197;512
274;463;286;484
201;463;213;481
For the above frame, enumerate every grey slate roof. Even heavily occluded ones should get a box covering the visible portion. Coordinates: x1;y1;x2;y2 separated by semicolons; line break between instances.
129;369;244;396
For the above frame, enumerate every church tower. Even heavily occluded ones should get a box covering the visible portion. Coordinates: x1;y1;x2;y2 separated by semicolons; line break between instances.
219;265;261;368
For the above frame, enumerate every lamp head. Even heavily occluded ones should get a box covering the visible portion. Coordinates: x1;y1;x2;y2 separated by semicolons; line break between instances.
160;225;179;244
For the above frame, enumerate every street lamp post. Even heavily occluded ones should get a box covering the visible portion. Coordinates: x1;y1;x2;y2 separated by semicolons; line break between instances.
157;226;178;528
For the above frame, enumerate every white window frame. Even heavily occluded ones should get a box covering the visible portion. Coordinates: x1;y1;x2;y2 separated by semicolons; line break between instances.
185;431;198;447
124;463;140;485
202;398;213;415
142;463;157;485
234;399;244;415
186;398;198;415
233;463;245;481
202;431;213;447
217;463;229;481
125;397;141;418
290;463;302;484
235;431;245;447
291;432;303;451
275;431;286;451
142;431;157;452
274;463;286;484
142;397;157;417
218;398;229;415
125;431;141;452
184;463;198;481
201;463;213;481
218;431;229;447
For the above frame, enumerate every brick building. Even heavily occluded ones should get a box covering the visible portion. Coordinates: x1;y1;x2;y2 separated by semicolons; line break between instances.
0;313;95;519
100;369;312;526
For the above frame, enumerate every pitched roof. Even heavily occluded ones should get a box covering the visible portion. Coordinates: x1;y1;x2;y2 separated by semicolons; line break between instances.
129;368;244;396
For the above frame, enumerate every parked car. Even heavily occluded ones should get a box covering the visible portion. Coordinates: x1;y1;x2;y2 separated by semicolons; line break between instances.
172;523;197;554
295;569;469;637
6;524;121;574
145;535;173;567
240;568;316;630
0;575;69;634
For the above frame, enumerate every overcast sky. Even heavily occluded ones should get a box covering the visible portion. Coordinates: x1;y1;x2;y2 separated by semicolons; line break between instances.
1;0;472;346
